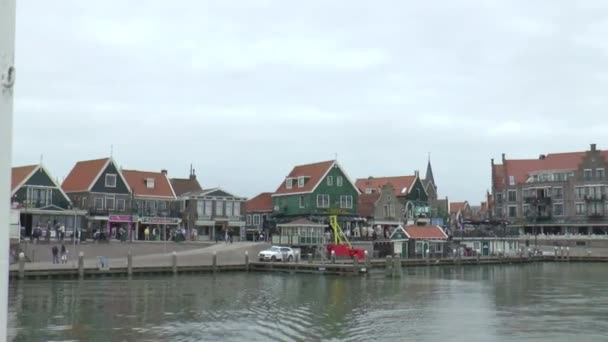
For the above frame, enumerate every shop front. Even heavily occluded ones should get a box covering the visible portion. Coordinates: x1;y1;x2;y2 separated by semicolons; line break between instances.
107;215;134;241
137;216;181;241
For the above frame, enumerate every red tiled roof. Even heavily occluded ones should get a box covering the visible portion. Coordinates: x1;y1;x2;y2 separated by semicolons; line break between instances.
450;201;468;214
496;149;608;187
492;164;504;191
404;225;448;239
274;160;335;195
355;176;416;196
246;192;274;213
358;193;380;218
11;165;38;192
62;158;110;193
122;170;176;199
170;177;202;196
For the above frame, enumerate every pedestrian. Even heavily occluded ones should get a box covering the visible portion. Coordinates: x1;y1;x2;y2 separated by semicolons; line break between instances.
144;227;150;241
224;230;229;244
228;231;233;244
51;245;59;264
59;224;66;241
60;244;68;264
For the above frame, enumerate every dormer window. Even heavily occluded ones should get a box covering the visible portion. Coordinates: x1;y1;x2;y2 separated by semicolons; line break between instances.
105;174;117;188
327;176;334;186
286;178;293;189
146;178;155;189
298;177;305;188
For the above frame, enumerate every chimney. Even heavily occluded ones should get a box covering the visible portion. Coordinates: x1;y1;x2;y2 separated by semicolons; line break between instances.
501;153;506;163
190;168;197;181
539;154;546;160
591;143;597;152
415;170;420;177
161;169;168;175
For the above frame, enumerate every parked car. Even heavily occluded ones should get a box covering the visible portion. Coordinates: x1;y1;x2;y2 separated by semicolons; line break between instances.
258;246;295;262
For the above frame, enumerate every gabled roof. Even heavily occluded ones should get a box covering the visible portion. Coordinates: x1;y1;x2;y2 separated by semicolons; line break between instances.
62;157;131;193
122;169;176;199
170;177;202;196
389;225;408;240
358;193;381;217
12;164;72;204
404;225;448;240
273;160;360;196
450;201;469;214
183;187;245;200
11;165;37;193
246;192;274;213
355;175;417;196
425;158;435;187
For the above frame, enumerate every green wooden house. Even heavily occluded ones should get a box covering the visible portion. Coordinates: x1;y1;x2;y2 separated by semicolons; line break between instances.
271;160;360;225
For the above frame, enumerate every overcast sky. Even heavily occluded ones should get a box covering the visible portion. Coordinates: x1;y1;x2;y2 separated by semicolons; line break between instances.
12;0;608;203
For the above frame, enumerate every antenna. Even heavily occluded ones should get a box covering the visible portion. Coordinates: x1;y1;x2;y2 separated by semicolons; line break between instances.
110;145;114;158
334;153;338;161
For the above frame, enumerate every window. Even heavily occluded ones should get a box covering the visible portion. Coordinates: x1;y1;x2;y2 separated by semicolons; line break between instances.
523;204;530;216
81;197;86;209
216;201;224;216
597;168;605;180
553;203;564;216
508;190;517;202
495;193;503;204
337;176;343;187
584;169;592;181
365;188;373;194
105;197;115;210
105;174;117;188
589;186;602;200
327;176;333;186
233;202;240;217
205;200;213;216
116;199;125;211
508;175;515;186
508;206;517;218
299;196;305;208
226;201;233;217
590;202;602;216
298;177;305;188
317;194;330;208
286;178;293;189
94;197;104;210
253;215;260;225
575;187;585;199
553;187;563;199
197;201;205;216
576;203;586;216
246;215;251;225
146;178;155;189
340;195;353;209
180;200;186;211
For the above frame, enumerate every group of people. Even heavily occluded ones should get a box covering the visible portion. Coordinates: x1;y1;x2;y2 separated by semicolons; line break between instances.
51;244;68;264
143;226;188;242
29;221;67;243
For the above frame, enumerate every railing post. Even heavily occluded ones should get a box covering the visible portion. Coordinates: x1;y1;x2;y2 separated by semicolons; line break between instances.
385;256;393;277
364;250;370;270
78;252;84;279
476;249;480;264
212;251;217;273
245;251;249;272
554;246;558;261
127;251;133;277
172;251;178;275
331;250;336;264
18;252;25;280
392;254;401;278
566;246;570;261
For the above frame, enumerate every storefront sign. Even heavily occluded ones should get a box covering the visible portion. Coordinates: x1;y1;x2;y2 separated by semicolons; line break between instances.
108;215;132;222
140;216;180;225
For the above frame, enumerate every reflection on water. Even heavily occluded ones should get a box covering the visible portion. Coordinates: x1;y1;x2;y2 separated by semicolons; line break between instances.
8;263;608;341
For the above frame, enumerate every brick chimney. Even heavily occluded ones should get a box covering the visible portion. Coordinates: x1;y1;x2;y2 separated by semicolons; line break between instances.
161;169;168;175
591;143;597;152
190;168;197;181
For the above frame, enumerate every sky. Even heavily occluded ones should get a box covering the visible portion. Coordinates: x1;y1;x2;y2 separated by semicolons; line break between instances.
11;0;608;203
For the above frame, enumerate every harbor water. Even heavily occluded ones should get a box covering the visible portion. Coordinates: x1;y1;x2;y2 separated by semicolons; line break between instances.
8;263;608;341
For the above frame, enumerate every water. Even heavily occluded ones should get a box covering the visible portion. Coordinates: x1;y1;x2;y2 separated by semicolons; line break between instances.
8;263;608;341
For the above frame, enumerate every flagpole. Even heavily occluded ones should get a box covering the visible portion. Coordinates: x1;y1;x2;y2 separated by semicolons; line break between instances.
0;0;17;337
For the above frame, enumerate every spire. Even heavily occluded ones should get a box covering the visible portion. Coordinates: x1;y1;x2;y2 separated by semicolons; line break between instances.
425;153;435;186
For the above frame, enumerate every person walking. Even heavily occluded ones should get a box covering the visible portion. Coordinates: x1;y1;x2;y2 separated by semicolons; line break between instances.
51;245;59;264
144;227;150;241
60;244;68;264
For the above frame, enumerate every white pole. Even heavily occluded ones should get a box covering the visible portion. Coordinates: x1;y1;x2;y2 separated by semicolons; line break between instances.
0;0;17;337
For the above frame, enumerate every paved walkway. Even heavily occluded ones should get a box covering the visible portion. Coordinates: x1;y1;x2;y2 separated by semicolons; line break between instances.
11;242;270;271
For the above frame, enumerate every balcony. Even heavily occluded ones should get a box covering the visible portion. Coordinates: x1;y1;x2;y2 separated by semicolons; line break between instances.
524;196;552;206
584;194;606;202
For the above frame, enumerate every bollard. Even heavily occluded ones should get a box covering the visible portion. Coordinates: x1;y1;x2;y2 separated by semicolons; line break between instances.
364;250;370;270
587;250;592;257
426;249;430;266
385;256;393;277
245;251;249;272
392;254;401;278
18;252;25;280
554;246;558;261
331;250;336;264
172;251;178;275
78;252;84;279
476;251;480;264
566;246;570;261
212;251;217;273
127;251;133;276
527;248;532;260
560;246;564;260
353;256;360;275
307;253;313;264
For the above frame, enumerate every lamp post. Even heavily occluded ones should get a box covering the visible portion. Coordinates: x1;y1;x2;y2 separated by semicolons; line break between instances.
162;209;168;253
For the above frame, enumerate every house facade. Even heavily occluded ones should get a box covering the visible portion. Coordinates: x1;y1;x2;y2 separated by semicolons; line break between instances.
62;157;133;239
170;167;202;232
177;188;246;241
11;164;86;237
245;192;274;240
449;201;471;231
491;143;608;235
357;183;404;238
122;169;179;240
271;160;360;229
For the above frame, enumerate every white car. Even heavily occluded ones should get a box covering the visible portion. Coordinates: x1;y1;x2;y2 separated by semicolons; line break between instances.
258;246;295;262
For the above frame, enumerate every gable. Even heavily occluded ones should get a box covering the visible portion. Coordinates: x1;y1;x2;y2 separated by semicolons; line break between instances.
203;189;236;198
390;226;408;240
24;167;55;187
91;162;130;194
404;177;428;201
